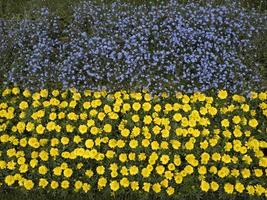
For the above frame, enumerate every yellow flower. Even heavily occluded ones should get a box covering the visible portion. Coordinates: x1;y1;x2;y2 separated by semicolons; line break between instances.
210;181;219;191
120;177;129;188
82;183;91;193
221;119;230;128
198;166;207;175
119;153;127;163
141;168;151;178
103;124;112;133
130;181;139;191
85;169;94;178
19;101;28;110
61;137;69;145
166;186;174;196
221;154;231;164
96;166;105;175
218;90;228;99
184;165;194;174
232;116;241;124
174;173;183;184
63;168;73;178
38;165;48;175
51;181;59;189
109;180;120;191
85;139;94;149
152;183;161;193
259;157;267;167
224;183;234;194
143;182;151;192
132;102;141;111
246;185;255;195
121;128;130;137
12;87;20;95
36;124;45;134
241;168;251;178
255;184;265;196
90;126;99;135
61;180;69;189
129;166;139;175
46;121;56;131
142;102;151;111
39;150;49;161
129;140;138;149
248;119;258;128
235;182;245;193
151;141;159;150
74;180;83;190
160;155;170;165
16;122;26;134
254;169;263;177
24;179;34;190
39;178;48;188
241;104;250;112
200;180;210;192
143;115;152;125
218;167;230;178
79;125;88;134
5;175;15;186
73;135;82;144
98;177;107;189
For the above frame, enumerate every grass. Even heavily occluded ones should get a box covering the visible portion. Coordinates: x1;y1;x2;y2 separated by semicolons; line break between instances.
0;0;267;20
0;188;261;200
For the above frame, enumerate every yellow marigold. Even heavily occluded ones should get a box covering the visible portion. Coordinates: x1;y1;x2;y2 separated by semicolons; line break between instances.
120;177;129;188
246;185;255;195
152;183;161;193
83;183;91;193
63;168;73;178
218;90;228;99
61;180;69;189
200;180;210;192
24;179;34;190
142;102;151;111
51;180;59;189
130;181;139;191
85;169;94;178
98;177;107;189
79;125;88;134
109;180;120;191
248;119;258;128
96;166;105;175
103;124;112;133
73;180;82;190
129;166;139;175
210;181;219;191
224;183;234;194
38;165;48;175
39;178;48;188
36;124;45;134
19;101;28;110
132;102;141;111
5;175;15;186
235;182;245;193
221;119;230;128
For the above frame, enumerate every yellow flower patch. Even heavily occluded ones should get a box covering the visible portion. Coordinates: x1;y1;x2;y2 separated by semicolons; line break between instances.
0;88;266;198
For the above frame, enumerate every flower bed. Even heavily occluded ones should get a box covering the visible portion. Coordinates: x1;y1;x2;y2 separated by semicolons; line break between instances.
1;1;267;93
0;87;266;199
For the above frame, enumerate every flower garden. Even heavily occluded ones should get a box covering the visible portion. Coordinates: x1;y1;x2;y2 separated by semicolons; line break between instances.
0;0;267;200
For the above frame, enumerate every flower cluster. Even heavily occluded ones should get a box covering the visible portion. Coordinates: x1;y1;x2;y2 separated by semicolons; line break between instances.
0;87;266;199
0;1;266;93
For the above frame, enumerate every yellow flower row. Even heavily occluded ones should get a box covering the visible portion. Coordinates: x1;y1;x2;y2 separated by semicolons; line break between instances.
0;88;266;197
